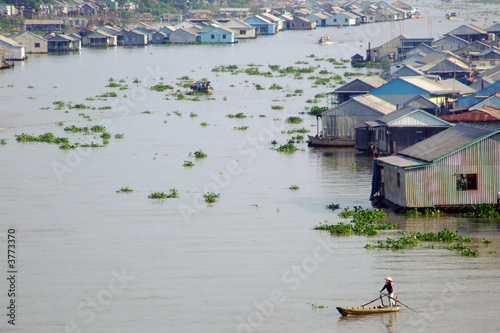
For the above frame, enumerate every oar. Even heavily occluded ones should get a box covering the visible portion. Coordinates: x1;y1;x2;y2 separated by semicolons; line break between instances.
383;294;419;314
360;295;384;307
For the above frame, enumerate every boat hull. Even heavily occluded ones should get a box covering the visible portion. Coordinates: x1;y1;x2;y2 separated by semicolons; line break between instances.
307;135;354;147
337;306;401;316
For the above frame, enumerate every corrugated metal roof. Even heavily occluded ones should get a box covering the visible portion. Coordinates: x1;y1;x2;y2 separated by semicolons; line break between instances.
471;92;500;109
398;123;500;162
403;94;438;109
448;24;487;35
440;79;476;95
440;109;500;122
334;77;386;93
375;106;449;126
399;76;454;94
377;154;430;168
352;94;397;114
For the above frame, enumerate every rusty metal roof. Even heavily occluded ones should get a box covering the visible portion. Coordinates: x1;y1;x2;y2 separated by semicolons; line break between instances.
440;107;500;122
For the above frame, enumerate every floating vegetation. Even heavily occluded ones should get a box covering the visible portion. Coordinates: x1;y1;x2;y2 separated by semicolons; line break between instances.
115;134;124;139
90;125;106;133
311;303;327;309
308;106;328;115
148;188;179;199
98;106;112;110
133;78;141;84
117;187;133;193
189;112;198;117
315;218;397;236
271;105;284;110
173;110;182;117
183;160;195;167
244;67;273;77
294;89;304;94
326;203;340;211
96;92;118;98
234;126;249;131
100;132;111;140
289;185;300;190
269;83;283;90
255;84;265;90
106;82;122;88
366;229;473;250
285;127;310;134
192;149;207;158
285;116;303;124
150;84;174;92
226;112;246;119
16;132;69;145
405;208;422;217
212;65;238;72
200;122;209;127
314;93;327;98
1;139;7;145
455;204;500;218
53;101;66;110
203;192;220;203
64;125;89;133
276;142;298;152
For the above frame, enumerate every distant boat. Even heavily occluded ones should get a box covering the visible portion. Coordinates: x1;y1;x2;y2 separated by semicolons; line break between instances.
445;12;458;20
337;305;401;316
307;135;354;147
319;36;329;44
190;80;213;93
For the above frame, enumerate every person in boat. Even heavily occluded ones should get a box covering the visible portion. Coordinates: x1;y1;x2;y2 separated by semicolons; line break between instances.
380;276;395;307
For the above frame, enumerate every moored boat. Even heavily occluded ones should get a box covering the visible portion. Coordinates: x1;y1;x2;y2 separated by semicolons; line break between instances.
307;135;355;147
337;305;401;316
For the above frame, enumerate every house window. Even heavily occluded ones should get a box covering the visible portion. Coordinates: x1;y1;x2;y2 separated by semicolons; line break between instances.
223;34;226;39
397;173;400;188
456;174;478;191
334;18;337;22
35;42;40;48
211;34;215;39
345;18;348;22
240;30;246;35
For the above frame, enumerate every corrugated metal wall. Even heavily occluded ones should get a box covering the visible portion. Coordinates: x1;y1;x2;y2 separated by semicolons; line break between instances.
322;102;384;139
401;134;500;207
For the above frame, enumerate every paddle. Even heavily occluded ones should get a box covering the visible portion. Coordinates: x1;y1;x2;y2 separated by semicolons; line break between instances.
382;293;419;314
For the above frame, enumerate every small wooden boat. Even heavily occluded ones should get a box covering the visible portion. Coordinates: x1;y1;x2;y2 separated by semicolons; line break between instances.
307;135;354;147
319;36;329;44
337;305;401;316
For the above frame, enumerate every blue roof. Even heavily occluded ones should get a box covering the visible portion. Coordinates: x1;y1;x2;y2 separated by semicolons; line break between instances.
457;80;500;107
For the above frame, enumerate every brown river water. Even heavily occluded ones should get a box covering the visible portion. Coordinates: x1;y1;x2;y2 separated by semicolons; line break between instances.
1;1;500;332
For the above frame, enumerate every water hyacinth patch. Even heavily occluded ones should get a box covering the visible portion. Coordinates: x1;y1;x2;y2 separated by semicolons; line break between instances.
203;192;220;203
285;116;303;124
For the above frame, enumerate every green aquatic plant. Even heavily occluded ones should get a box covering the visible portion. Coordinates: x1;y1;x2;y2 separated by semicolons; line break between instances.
117;187;134;193
115;134;124;139
189;112;198;117
271;105;284;110
455;204;500;218
307;106;328;115
226;112;246;118
150;84;174;92
285;116;303;124
234;126;249;131
183;160;195;167
1;139;7;145
326;203;340;211
200;122;209;127
269;83;282;90
276;142;298;152
405;208;422;217
193;150;207;158
90;125;106;133
289;185;300;190
203;192;220;203
148;188;179;199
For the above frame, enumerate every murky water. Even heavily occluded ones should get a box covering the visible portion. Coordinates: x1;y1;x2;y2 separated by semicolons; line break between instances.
1;1;500;332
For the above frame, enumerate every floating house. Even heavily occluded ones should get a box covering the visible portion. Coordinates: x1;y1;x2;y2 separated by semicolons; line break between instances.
372;124;500;209
370;76;454;109
82;31;117;47
121;30;147;46
222;19;256;39
8;31;48;54
440;106;500;128
46;34;81;51
244;15;277;35
169;28;198;43
432;34;469;52
318;94;397;142
334;76;387;104
288;17;316;30
198;25;235;43
358;106;451;154
0;35;26;60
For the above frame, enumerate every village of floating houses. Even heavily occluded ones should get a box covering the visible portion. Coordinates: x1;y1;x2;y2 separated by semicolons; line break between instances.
1;1;500;212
